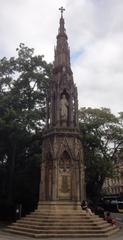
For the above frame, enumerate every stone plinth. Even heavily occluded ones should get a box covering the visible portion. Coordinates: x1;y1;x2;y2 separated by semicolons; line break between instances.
6;201;119;238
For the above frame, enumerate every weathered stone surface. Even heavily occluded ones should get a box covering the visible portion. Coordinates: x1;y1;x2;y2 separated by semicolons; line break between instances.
6;202;119;238
39;9;85;202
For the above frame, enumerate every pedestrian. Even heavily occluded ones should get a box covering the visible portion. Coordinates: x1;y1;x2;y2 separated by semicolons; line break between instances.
104;212;116;226
81;200;93;216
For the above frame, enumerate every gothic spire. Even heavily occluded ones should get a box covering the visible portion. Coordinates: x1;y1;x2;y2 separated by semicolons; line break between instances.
54;7;70;68
46;8;78;130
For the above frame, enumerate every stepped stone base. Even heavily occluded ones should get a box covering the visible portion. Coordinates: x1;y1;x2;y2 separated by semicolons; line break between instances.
5;201;119;238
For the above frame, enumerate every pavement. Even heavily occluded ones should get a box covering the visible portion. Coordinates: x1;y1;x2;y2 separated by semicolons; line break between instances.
112;212;123;224
0;228;123;240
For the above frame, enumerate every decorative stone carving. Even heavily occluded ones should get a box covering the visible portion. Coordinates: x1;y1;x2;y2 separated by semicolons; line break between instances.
60;94;69;126
39;9;85;202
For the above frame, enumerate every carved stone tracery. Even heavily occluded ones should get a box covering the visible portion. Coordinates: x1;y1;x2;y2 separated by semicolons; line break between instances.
39;9;85;202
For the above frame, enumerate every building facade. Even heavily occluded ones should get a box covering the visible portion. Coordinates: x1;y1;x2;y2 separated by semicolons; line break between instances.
102;162;123;195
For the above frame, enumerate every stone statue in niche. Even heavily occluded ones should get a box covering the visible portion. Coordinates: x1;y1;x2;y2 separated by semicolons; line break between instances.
60;94;68;122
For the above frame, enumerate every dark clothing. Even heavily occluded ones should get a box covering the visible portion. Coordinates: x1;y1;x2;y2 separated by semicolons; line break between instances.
81;201;88;210
95;206;105;218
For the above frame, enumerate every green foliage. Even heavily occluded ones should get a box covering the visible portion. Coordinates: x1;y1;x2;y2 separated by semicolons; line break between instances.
79;107;123;201
0;44;52;208
0;43;52;132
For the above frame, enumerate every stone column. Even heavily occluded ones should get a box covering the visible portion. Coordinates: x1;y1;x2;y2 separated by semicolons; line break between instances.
52;158;57;200
74;87;79;127
57;93;60;127
69;93;73;127
79;159;85;201
50;92;53;126
39;162;46;200
76;161;80;201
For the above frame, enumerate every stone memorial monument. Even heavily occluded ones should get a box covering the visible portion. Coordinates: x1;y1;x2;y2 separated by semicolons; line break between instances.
39;7;85;202
6;8;118;238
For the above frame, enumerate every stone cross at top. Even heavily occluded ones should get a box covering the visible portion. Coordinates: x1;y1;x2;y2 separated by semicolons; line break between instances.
59;6;65;17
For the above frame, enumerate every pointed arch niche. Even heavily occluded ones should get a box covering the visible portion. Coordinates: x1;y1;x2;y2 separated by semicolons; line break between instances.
58;151;72;200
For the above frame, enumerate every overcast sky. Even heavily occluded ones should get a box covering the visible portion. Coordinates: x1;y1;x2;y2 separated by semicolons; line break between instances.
0;0;123;114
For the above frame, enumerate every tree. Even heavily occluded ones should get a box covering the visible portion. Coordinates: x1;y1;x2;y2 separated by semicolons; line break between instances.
0;44;52;211
79;107;123;201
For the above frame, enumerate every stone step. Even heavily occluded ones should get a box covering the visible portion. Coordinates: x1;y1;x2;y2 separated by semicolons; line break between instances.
12;220;109;227
36;207;82;210
38;201;81;205
19;216;105;224
12;219;108;227
12;219;108;225
32;211;87;215
37;206;82;209
7;225;116;234
18;218;104;224
6;228;119;238
29;213;87;218
14;222;109;229
5;202;120;238
23;213;100;219
10;222;114;231
24;216;93;220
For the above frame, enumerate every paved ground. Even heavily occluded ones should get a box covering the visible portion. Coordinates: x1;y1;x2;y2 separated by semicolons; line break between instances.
0;228;123;240
112;212;123;224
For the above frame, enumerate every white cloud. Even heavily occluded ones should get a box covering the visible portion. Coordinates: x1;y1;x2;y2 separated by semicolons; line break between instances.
0;0;123;114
